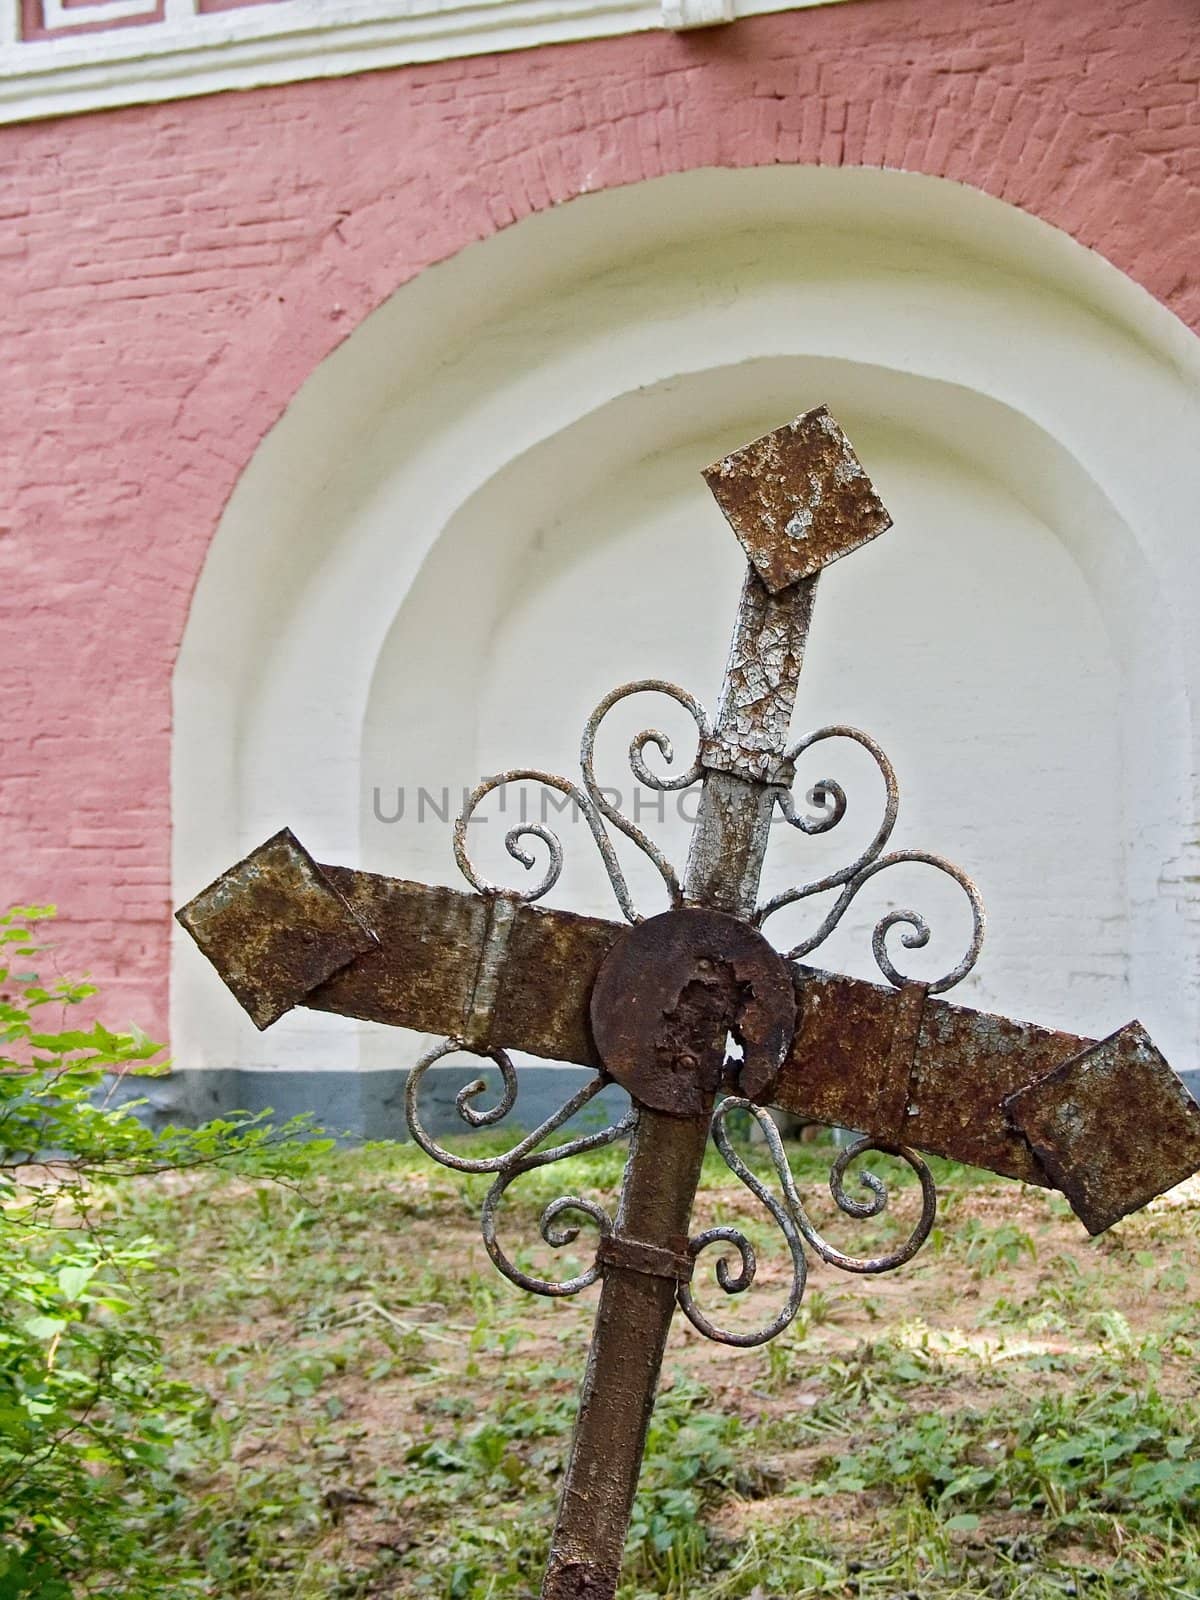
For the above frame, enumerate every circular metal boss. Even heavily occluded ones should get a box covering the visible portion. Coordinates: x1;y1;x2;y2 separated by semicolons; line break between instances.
589;906;796;1118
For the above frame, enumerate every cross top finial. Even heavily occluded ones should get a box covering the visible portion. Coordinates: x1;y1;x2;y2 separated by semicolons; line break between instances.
703;405;892;593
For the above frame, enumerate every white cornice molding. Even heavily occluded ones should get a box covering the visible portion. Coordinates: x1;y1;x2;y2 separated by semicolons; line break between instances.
1;0;858;125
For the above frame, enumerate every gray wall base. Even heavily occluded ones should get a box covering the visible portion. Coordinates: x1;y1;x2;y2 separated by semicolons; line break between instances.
105;1065;630;1142
104;1065;1200;1151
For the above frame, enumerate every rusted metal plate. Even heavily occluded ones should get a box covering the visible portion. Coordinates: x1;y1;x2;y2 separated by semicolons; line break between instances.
771;966;1092;1187
703;406;892;595
307;867;488;1037
487;901;621;1067
179;841;1200;1229
903;997;1090;1186
309;869;619;1064
590;907;795;1116
175;829;379;1030
1003;1022;1200;1234
772;966;925;1139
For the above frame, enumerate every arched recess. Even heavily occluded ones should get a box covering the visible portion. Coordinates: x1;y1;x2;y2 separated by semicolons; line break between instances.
172;164;1200;1108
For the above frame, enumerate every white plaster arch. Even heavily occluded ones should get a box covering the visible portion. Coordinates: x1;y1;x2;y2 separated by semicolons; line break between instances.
173;164;1200;1090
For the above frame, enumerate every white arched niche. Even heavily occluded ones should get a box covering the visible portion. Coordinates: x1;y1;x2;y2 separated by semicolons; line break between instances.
173;164;1200;1101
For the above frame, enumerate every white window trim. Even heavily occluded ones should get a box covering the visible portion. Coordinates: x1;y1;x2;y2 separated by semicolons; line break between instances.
2;0;857;125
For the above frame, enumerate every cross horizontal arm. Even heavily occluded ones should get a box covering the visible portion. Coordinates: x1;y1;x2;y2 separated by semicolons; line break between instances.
176;828;622;1063
772;967;1085;1189
177;828;1200;1234
773;968;1200;1234
309;864;618;1064
316;884;1200;1232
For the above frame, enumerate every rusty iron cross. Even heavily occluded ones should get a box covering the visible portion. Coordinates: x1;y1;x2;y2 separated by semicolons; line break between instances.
177;408;1200;1600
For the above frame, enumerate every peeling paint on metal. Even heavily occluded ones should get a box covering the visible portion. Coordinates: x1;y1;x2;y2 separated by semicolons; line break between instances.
175;828;378;1029
1003;1021;1200;1233
702;406;892;595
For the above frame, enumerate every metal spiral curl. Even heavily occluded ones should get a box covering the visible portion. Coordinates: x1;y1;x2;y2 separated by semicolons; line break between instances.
678;1099;938;1346
405;1037;635;1297
677;1117;808;1347
453;681;710;924
482;1177;614;1297
454;770;640;918
580;679;712;919
757;725;986;994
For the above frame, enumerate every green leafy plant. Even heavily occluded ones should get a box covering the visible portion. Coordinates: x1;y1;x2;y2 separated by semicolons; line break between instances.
625;1378;740;1584
962;1218;1038;1279
0;904;330;1599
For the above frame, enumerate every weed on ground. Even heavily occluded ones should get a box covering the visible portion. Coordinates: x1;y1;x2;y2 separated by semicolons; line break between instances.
103;1134;1200;1598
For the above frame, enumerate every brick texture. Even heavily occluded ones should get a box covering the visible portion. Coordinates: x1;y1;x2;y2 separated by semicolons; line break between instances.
1;0;1197;1039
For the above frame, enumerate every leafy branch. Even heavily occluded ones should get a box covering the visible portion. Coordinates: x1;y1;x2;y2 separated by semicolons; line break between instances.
0;903;330;1599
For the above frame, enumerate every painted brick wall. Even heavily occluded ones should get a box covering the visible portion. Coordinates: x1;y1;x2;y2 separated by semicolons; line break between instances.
1;0;1197;1040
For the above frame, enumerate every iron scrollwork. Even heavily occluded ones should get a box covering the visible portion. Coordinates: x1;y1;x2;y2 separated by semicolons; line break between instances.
678;1097;938;1347
453;680;711;925
758;724;986;995
405;1037;635;1298
441;683;979;1342
453;690;984;993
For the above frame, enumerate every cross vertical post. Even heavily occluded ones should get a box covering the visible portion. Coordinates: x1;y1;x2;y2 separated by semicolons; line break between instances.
176;406;1200;1600
543;586;829;1591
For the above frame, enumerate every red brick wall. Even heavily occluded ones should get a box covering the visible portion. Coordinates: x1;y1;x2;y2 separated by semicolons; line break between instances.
1;0;1197;1038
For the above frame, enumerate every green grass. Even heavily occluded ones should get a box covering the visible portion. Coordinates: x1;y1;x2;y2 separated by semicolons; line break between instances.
95;1134;1200;1598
